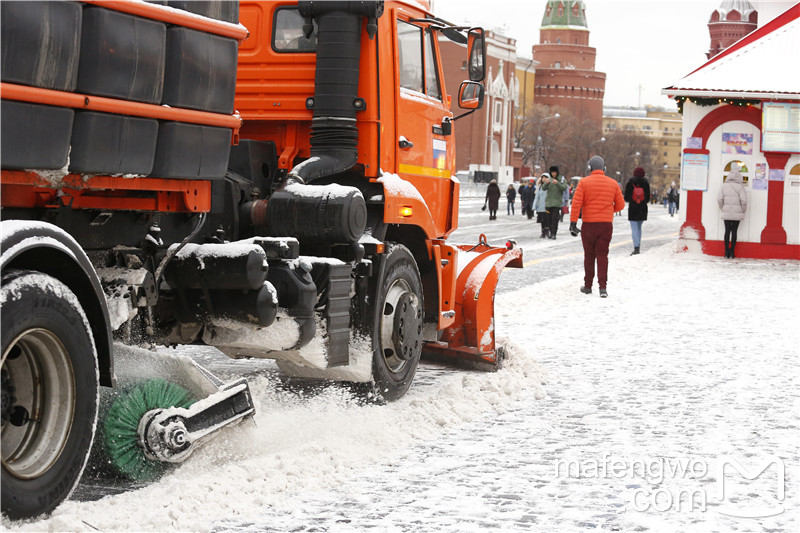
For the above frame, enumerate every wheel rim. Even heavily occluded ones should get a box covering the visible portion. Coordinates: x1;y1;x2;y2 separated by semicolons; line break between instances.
379;278;422;374
2;328;76;479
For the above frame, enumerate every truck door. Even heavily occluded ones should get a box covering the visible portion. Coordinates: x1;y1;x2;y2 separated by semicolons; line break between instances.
394;15;453;237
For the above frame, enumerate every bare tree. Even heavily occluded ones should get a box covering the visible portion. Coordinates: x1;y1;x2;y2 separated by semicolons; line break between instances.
519;105;656;184
598;129;657;189
519;104;570;176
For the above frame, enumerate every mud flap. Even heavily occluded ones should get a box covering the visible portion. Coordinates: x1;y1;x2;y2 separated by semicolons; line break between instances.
423;234;522;370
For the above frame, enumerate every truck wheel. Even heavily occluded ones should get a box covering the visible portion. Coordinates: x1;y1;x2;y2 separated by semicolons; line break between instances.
1;271;99;520
370;244;423;401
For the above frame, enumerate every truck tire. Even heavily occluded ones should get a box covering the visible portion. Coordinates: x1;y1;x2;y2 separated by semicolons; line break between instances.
1;270;99;520
370;244;423;401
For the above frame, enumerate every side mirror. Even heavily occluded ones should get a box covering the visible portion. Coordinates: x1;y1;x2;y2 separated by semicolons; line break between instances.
467;28;486;82
458;81;484;110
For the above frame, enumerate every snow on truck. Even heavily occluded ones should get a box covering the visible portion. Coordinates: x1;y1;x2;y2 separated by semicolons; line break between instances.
0;0;522;519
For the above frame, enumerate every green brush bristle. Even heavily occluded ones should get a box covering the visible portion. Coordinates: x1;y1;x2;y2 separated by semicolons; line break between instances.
102;378;195;482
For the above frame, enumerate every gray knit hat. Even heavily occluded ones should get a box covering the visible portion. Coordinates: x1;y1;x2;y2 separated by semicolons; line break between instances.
588;155;605;171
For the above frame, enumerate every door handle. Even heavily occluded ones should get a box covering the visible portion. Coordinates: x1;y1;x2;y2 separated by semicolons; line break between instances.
399;136;414;149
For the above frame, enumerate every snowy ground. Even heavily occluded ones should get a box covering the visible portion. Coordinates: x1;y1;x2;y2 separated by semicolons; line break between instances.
5;235;799;532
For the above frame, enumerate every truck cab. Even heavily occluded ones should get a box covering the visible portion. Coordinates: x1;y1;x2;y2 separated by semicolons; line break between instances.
235;0;486;240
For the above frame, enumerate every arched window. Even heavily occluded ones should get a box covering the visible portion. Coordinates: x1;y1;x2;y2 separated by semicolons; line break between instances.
789;164;800;190
724;160;749;184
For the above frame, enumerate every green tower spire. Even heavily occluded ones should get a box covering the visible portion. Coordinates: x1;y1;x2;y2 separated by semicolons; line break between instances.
541;1;588;29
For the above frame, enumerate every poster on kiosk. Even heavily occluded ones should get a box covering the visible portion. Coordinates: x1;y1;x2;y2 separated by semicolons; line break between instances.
681;152;709;191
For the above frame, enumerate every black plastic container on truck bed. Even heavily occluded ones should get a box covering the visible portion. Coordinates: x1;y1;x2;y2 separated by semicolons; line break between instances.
151;122;232;179
163;27;238;114
69;112;159;176
0;1;82;91
1;101;74;170
77;6;166;104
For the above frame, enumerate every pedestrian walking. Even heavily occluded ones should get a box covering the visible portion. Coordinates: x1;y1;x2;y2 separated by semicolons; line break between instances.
518;182;526;215
542;166;568;239
521;179;536;220
667;182;680;216
569;156;625;298
717;167;748;258
614;179;624;216
624;166;651;255
533;176;549;236
506;184;517;215
561;179;570;222
483;179;501;220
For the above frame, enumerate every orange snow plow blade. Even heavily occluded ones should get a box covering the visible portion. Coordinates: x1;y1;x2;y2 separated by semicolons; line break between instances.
423;235;523;370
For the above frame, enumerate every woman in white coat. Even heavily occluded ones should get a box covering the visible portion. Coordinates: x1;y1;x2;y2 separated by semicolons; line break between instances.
717;167;748;258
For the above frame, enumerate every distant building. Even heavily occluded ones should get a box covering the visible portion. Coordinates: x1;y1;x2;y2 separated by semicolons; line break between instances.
532;0;605;125
440;30;519;182
707;0;758;59
603;106;682;188
663;4;800;260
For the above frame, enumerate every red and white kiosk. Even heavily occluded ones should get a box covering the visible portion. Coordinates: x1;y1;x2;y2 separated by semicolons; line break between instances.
663;4;800;260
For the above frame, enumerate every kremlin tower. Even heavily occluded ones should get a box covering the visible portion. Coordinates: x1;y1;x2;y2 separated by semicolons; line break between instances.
707;0;758;59
532;0;605;124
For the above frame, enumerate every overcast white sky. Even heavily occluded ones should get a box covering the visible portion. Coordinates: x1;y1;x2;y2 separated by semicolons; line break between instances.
432;0;795;109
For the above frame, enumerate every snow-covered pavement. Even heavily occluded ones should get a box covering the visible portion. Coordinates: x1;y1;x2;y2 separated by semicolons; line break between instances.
5;242;799;532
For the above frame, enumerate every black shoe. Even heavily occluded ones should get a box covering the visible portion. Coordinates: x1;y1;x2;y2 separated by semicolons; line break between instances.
730;250;735;259
630;247;640;255
599;289;608;298
580;286;592;295
540;233;547;238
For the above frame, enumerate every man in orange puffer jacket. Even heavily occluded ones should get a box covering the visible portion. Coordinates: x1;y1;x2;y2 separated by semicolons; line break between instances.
569;156;625;298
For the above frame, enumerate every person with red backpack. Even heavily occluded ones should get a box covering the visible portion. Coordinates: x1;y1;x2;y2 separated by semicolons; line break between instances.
624;167;651;255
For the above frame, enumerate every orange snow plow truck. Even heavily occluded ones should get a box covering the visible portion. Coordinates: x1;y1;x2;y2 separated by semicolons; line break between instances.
0;0;522;519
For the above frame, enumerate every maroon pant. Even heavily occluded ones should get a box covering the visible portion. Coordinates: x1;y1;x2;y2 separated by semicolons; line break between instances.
580;222;613;289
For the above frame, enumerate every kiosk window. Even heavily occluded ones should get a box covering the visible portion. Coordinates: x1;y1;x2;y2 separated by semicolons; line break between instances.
790;164;800;189
724;161;749;184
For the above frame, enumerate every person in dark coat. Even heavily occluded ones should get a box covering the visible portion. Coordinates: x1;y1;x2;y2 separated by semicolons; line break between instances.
667;182;680;216
484;179;502;220
506;184;517;216
624;167;651;255
518;183;526;215
541;166;568;239
520;180;536;220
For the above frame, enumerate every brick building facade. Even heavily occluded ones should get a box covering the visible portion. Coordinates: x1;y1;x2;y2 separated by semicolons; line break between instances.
440;31;520;182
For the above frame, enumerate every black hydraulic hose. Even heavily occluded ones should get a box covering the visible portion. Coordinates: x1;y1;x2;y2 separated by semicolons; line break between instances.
153;212;207;291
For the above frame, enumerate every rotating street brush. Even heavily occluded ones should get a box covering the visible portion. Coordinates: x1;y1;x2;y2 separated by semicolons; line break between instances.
102;378;195;482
